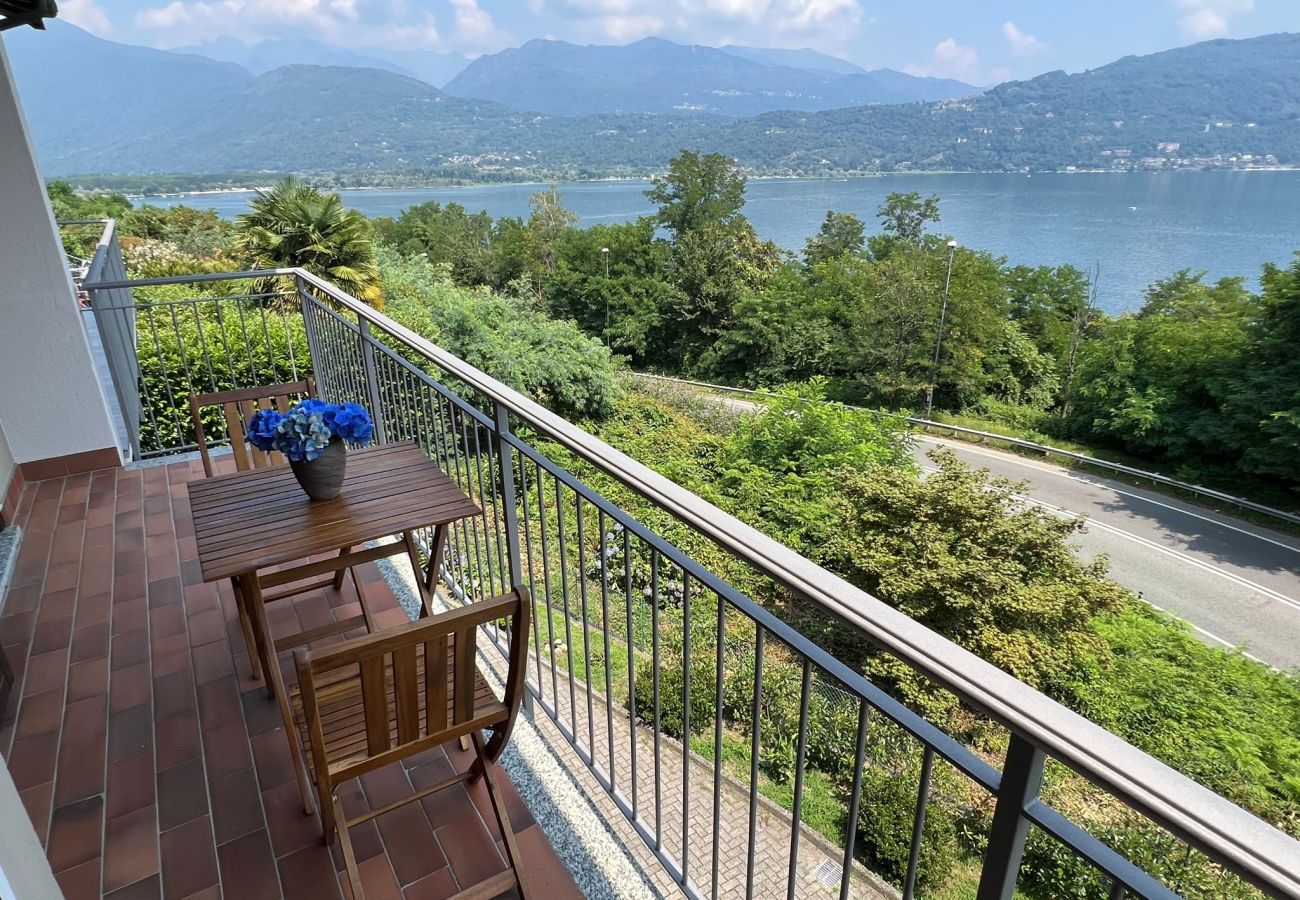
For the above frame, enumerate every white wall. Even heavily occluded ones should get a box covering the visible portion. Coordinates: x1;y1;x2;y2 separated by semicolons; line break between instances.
0;760;61;900
0;39;118;466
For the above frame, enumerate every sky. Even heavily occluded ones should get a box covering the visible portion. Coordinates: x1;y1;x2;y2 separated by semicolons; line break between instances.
55;0;1300;81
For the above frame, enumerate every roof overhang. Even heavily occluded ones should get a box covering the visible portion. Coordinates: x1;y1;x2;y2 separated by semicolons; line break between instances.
0;0;58;31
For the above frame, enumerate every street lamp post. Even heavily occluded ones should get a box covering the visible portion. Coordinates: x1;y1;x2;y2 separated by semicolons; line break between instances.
926;239;958;419
601;246;610;346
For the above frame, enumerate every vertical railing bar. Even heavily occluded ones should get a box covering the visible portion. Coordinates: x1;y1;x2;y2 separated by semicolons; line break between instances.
624;526;638;818
468;411;499;594
235;299;258;387
680;571;692;885
518;456;545;689
141;308;171;454
840;699;870;900
535;461;560;707
358;319;389;446
486;418;509;594
576;498;596;759
598;509;617;786
453;406;487;600
711;594;725;900
256;302;277;373
902;747;935;900
976;734;1045;900
189;300;219;392
210;299;239;391
277;303;300;381
745;627;765;900
167;305;195;446
554;480;579;729
786;659;813;900
1107;879;1127;900
493;402;524;591
651;549;663;852
442;393;476;603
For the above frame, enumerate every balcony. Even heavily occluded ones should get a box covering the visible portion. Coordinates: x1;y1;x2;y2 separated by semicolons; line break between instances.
2;222;1300;900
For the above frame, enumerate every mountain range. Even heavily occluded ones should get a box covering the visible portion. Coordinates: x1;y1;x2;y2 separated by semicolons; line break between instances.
5;22;1299;179
442;37;976;116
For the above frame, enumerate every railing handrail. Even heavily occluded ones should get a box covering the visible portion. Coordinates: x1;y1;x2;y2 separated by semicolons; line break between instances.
629;372;1300;528
83;266;1300;897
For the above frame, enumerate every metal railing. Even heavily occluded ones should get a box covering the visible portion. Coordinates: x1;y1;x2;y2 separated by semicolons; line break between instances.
630;372;1300;529
80;267;1300;900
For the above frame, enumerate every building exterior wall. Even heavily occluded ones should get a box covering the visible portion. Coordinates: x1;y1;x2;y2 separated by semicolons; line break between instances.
0;39;119;474
0;759;62;900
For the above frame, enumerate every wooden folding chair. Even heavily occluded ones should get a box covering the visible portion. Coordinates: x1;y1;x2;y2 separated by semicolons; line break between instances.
291;588;532;900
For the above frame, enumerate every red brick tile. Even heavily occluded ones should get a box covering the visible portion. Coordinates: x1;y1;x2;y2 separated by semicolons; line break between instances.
109;703;154;762
210;766;264;844
47;795;104;873
64;655;107;704
70;622;109;663
111;662;152;713
111;597;149;636
360;761;414;810
0;608;36;647
335;779;385;865
53;736;107;807
56;856;102;900
15;687;64;739
436;818;506;890
151;633;191;677
154;710;202;770
104;875;162;900
30;615;74;655
241;687;285;737
159;815;219;900
153;670;196;720
111;629;150;671
513;824;580;897
36;587;77;622
217;829;281;900
103;806;160;893
158;757;209;831
199;719;253;781
147;576;183;609
20;648;69;697
61;694;108;746
187;608;226;648
401;868;458;900
74;591;112;628
107;750;157;819
149;604;187;642
195;676;243;729
191;641;234;685
465;765;534;839
376;803;447;887
19;780;53;844
353;855;404;900
250;729;298;789
262;779;321;857
415;777;477;834
278;842;343;900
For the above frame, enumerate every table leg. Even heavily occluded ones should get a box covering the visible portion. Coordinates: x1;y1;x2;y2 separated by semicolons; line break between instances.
402;531;434;618
244;571;316;815
424;523;450;602
230;575;263;683
332;546;351;590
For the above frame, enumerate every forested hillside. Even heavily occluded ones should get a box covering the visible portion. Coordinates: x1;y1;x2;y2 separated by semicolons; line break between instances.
9;24;1300;177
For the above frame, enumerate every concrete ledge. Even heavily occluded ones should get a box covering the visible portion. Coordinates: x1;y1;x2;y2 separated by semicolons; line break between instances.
0;465;22;527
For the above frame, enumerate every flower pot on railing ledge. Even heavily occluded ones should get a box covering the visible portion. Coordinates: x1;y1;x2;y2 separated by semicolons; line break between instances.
248;401;375;501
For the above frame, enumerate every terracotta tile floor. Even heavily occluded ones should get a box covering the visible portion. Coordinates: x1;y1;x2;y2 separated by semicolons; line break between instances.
0;459;582;899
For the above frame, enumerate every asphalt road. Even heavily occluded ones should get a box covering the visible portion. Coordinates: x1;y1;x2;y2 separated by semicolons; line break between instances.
913;436;1300;669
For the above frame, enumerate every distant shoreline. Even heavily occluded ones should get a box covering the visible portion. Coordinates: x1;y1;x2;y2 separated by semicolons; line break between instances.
114;166;1300;201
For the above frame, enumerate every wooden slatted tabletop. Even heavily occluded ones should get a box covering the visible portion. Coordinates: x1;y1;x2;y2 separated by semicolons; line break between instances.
188;442;481;583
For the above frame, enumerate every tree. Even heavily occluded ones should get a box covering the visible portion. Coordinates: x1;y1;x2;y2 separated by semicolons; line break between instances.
525;183;578;286
645;150;747;239
803;211;866;267
870;191;941;257
234;179;383;307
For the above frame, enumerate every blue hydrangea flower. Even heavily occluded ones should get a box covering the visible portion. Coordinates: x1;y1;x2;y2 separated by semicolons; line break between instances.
332;403;374;446
246;409;284;452
274;405;333;461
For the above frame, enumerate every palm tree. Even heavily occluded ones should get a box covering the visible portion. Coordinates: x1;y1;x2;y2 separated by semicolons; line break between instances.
234;179;383;308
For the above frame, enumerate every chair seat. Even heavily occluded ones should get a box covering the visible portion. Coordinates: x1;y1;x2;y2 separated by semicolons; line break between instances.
289;634;505;779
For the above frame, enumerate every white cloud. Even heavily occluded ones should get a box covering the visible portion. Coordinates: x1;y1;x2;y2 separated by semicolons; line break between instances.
904;37;982;83
1002;21;1044;57
449;0;513;52
60;0;113;33
1173;0;1254;40
558;0;864;53
135;0;469;51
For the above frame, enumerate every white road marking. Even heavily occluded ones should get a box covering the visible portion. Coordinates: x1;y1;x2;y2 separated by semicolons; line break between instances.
915;437;1300;556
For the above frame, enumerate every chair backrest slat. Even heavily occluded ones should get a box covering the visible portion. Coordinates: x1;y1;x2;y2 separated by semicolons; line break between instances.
359;656;390;755
425;637;448;734
453;628;477;725
393;645;420;744
188;379;316;477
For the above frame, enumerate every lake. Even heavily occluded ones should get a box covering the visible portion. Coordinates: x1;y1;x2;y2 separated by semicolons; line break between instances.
147;171;1300;314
